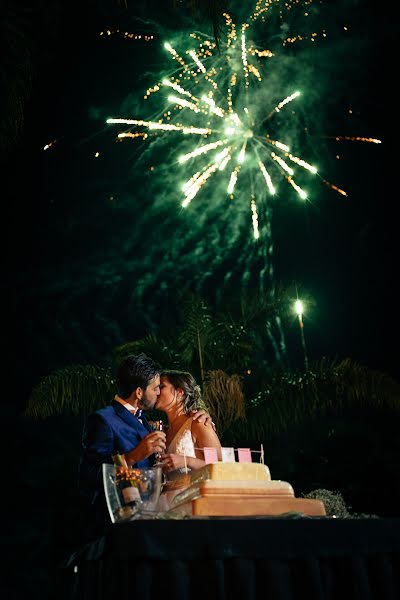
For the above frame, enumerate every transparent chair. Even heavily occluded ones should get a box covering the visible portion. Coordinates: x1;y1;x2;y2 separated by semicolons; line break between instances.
102;463;162;522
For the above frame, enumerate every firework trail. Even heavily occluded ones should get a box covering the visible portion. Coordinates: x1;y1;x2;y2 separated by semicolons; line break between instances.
106;0;380;362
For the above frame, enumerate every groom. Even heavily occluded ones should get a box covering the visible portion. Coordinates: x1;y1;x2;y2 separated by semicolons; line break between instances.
78;353;213;542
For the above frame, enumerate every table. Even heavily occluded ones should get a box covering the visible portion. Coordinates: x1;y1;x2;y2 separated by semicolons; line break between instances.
59;516;400;600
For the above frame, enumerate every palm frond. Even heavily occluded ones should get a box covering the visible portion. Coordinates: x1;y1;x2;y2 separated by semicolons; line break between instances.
229;357;400;441
24;365;115;419
203;369;245;435
209;286;291;373
179;295;217;381
113;334;182;370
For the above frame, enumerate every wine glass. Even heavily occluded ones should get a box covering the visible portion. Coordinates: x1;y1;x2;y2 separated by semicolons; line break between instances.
148;419;165;464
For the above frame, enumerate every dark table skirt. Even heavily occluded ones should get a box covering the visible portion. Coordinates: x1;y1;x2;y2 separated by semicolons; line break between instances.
60;517;400;600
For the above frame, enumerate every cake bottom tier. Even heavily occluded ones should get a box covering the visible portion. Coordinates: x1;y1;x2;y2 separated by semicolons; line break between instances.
170;495;326;517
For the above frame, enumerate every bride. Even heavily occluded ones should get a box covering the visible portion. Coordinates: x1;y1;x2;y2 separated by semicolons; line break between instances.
155;369;222;509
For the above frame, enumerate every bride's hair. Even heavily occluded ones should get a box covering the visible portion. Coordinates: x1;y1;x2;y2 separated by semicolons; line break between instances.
161;370;207;415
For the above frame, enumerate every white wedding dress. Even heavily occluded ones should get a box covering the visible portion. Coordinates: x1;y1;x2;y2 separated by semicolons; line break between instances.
167;417;196;458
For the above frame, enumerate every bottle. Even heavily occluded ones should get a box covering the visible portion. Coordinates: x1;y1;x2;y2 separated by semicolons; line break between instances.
111;452;141;511
111;451;128;468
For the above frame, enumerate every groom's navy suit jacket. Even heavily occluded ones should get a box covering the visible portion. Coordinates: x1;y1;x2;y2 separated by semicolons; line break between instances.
78;399;154;540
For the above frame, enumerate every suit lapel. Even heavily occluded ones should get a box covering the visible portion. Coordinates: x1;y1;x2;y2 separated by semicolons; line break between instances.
112;400;149;435
141;413;152;433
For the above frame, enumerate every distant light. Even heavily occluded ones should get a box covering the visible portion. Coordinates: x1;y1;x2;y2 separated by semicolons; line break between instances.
295;300;304;315
95;152;100;158
43;139;57;151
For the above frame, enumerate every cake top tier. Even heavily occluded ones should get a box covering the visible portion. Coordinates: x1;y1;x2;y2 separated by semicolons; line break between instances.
191;462;271;484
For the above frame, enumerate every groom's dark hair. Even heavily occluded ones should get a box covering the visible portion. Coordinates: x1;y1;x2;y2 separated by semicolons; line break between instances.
117;353;160;399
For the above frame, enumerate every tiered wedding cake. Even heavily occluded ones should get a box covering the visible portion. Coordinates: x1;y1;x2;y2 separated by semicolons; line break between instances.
168;462;326;517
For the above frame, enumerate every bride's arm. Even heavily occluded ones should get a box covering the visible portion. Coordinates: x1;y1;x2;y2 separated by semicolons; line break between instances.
192;420;222;462
161;453;205;471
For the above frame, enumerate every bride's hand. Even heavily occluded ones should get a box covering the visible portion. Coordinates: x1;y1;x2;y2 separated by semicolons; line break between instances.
161;453;186;471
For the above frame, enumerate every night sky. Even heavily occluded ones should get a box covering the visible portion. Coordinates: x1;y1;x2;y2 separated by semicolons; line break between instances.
4;0;397;406
2;1;398;595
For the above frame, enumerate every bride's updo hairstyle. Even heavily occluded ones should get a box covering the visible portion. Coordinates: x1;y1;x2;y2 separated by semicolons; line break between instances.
161;370;207;415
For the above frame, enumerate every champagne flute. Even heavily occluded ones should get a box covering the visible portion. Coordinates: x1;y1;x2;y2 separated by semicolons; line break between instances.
148;419;165;464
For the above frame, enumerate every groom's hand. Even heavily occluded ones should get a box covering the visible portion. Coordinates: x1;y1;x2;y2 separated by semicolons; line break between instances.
125;431;166;465
191;409;216;431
